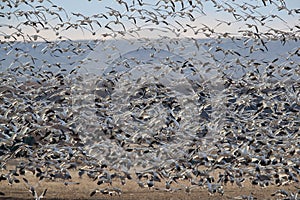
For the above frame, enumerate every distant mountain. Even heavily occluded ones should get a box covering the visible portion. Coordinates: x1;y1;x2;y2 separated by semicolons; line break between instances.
0;38;299;82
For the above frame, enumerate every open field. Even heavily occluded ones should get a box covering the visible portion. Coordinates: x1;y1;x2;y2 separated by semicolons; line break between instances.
0;164;299;200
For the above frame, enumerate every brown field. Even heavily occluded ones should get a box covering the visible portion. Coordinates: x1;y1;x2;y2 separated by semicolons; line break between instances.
0;164;299;200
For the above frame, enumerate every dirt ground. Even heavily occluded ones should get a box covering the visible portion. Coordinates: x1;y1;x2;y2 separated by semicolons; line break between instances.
0;165;299;200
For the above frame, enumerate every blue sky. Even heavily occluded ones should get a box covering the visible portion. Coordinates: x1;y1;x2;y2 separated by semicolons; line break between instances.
50;0;299;17
59;0;298;39
1;0;299;40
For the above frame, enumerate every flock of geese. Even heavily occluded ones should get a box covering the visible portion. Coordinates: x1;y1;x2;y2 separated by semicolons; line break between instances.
0;0;299;199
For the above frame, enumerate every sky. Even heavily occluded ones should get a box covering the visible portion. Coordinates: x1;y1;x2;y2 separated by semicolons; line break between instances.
1;0;299;41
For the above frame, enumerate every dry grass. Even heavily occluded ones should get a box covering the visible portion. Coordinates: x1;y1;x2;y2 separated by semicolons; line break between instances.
0;164;299;200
